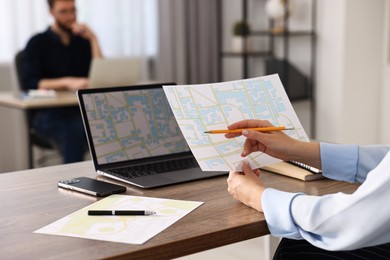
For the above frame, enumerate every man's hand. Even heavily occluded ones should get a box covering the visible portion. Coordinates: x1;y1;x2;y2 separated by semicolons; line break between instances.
71;23;103;58
63;77;89;90
39;77;89;91
71;23;96;41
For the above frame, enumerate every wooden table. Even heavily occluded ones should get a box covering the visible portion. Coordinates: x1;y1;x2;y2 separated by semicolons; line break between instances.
0;161;359;259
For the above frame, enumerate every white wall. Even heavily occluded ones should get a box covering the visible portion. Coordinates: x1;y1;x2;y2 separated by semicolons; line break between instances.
380;0;390;144
0;62;28;172
316;0;386;144
315;0;346;142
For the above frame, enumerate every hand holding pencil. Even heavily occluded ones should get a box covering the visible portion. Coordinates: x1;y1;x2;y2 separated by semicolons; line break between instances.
223;119;298;161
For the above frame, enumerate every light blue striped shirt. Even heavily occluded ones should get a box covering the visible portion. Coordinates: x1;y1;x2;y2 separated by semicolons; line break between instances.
262;142;390;250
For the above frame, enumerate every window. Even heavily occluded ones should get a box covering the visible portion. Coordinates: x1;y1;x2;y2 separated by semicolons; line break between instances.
0;0;157;62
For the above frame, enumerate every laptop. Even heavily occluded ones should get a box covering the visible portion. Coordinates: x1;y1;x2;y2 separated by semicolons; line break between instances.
88;58;140;88
77;83;227;188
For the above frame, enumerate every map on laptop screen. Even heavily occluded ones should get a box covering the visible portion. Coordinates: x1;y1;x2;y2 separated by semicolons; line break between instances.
81;88;190;164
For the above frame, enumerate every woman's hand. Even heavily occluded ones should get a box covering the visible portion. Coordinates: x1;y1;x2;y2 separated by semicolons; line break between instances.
225;119;300;161
227;162;265;212
225;119;322;170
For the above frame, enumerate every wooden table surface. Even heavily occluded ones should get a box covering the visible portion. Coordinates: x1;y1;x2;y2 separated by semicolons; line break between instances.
0;161;359;259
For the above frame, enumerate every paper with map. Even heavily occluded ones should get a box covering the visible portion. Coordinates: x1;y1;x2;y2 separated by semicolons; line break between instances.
163;74;309;171
34;195;203;245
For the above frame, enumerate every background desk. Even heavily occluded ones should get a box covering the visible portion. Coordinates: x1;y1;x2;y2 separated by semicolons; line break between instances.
0;91;78;168
0;91;78;109
0;161;360;259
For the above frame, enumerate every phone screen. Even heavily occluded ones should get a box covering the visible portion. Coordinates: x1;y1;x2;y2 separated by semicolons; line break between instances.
58;177;126;197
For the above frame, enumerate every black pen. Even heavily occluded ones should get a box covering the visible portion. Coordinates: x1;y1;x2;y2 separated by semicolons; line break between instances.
288;161;322;174
88;210;156;216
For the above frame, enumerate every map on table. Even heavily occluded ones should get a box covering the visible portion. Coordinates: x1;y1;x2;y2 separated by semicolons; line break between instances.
34;195;203;244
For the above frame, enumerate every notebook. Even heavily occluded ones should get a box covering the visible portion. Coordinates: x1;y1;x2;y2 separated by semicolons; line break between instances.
261;161;323;181
77;83;227;188
88;58;141;88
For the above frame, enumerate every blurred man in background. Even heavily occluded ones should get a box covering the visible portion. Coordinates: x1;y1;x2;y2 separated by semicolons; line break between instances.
21;0;103;163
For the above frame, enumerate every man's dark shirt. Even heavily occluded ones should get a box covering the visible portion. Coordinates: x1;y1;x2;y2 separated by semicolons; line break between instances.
22;27;92;91
21;27;92;122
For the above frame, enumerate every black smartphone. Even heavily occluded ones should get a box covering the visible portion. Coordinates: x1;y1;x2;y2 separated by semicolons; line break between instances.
58;177;126;197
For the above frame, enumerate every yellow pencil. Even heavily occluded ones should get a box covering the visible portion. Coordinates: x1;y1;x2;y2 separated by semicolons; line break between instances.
204;126;295;134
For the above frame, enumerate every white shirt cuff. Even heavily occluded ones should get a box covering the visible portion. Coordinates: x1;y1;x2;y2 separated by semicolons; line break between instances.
262;188;303;239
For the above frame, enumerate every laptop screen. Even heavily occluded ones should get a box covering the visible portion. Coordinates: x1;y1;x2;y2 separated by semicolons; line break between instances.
79;85;190;165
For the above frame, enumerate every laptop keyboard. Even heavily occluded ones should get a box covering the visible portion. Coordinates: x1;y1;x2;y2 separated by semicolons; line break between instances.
107;157;199;179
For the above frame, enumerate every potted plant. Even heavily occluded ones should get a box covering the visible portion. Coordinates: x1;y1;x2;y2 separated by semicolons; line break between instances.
232;20;251;53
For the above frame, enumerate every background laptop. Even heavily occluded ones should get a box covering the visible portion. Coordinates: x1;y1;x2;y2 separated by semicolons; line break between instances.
88;58;140;88
77;83;227;188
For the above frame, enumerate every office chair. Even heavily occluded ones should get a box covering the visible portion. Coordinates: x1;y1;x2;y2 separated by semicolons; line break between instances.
14;50;61;168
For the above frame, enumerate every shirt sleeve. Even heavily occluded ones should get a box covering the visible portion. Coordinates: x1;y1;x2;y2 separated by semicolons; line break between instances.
319;143;359;182
21;35;43;90
262;144;390;250
320;142;390;183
